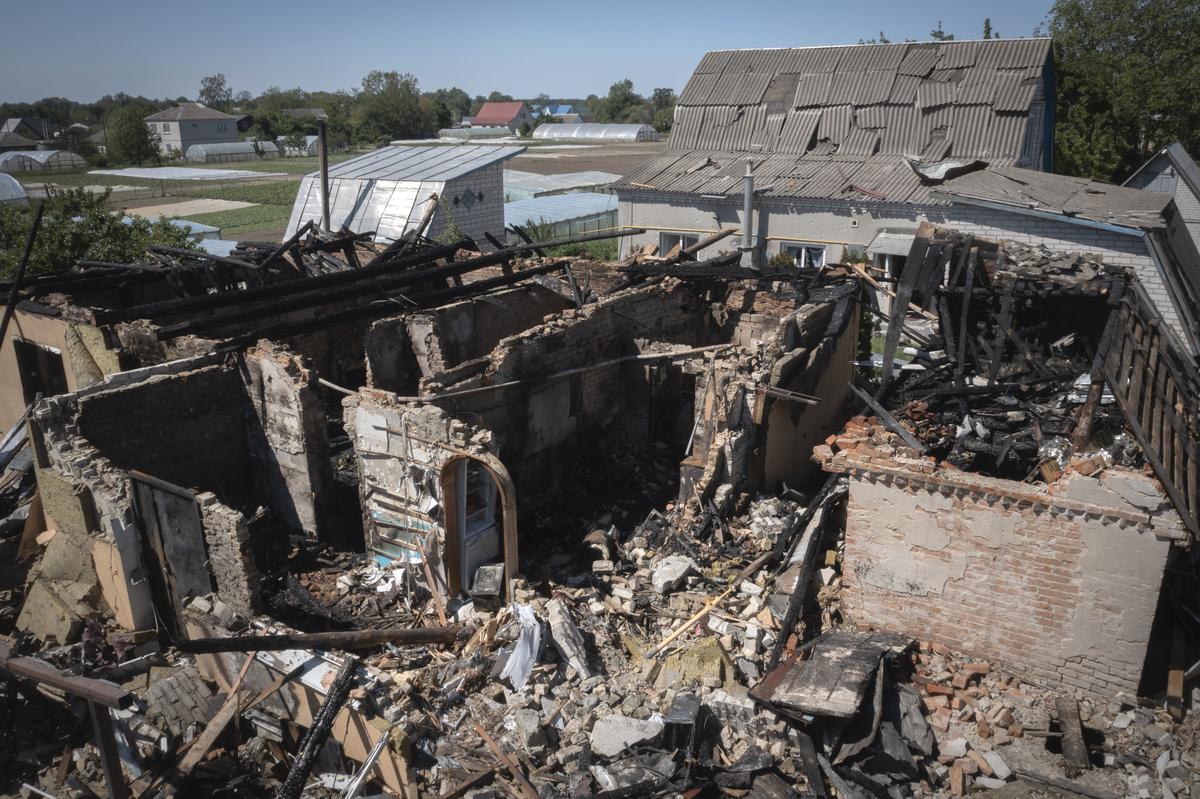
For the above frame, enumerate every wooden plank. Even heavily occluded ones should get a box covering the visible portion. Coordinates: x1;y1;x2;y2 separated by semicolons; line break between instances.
173;652;256;778
847;382;926;454
1055;695;1090;777
0;638;132;709
1140;329;1161;437
1167;624;1186;721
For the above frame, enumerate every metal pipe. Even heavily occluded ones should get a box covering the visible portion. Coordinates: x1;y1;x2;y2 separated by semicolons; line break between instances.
741;159;754;252
317;119;331;234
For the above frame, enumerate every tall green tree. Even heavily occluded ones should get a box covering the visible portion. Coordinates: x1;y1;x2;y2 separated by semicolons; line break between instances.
929;20;955;40
355;71;428;141
597;79;647;124
1050;0;1200;182
199;73;232;110
106;105;159;165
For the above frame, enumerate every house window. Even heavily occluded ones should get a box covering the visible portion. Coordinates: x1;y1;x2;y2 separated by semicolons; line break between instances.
162;123;170;133
660;232;698;254
781;242;827;270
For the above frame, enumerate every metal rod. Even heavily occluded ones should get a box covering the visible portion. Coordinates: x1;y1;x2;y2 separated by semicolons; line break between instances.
318;119;331;234
0;203;43;356
175;626;459;653
741;159;754;252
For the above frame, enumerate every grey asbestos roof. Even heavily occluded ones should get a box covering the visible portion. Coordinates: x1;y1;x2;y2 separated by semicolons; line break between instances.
315;145;525;182
935;165;1172;230
144;103;237;122
1124;142;1200;201
618;38;1052;204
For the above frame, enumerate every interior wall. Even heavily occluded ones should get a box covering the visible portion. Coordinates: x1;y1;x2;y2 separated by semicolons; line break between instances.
76;364;255;508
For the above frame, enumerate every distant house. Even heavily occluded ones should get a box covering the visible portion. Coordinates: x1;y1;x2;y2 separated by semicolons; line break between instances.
472;102;534;131
538;104;591;123
282;108;328;122
1124;142;1200;261
0;131;37;153
1;118;60;142
144;102;239;157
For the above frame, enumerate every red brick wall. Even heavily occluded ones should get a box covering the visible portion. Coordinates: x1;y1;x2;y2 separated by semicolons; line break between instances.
841;470;1173;699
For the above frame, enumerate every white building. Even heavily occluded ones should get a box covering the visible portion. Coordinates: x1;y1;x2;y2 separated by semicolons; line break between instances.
285;145;525;247
144;103;240;157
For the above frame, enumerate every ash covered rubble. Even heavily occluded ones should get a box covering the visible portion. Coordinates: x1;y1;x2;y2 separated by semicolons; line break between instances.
0;223;1197;799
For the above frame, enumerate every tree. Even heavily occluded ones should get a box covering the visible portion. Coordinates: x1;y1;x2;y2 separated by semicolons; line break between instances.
652;107;674;134
0;188;196;280
199;73;232;110
982;18;998;38
1049;0;1200;182
355;70;428;141
930;21;955;40
597;79;646;124
106;106;159;165
651;88;676;113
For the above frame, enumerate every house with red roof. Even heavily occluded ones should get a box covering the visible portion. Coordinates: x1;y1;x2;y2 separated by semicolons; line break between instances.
471;102;534;132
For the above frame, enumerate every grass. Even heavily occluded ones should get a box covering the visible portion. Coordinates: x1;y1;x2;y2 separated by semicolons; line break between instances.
180;204;294;238
193;180;301;206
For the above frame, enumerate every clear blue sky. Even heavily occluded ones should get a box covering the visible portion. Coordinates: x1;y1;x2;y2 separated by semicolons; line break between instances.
3;0;1054;104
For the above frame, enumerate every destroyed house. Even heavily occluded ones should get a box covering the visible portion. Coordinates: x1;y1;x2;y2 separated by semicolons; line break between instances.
1125;142;1200;261
284;145;524;246
615;38;1055;266
819;224;1199;700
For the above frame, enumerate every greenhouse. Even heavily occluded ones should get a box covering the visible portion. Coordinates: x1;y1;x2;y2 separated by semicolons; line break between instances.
186;141;281;164
503;169;620;201
0;173;27;204
286;144;525;244
504;192;617;239
532;123;659;143
0;149;86;173
277;135;319;157
437;127;514;141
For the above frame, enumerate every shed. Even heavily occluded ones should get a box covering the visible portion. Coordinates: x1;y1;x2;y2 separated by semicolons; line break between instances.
505;192;617;239
533;123;659;143
0;150;86;172
284;144;526;246
0;173;28;204
186;141;281;163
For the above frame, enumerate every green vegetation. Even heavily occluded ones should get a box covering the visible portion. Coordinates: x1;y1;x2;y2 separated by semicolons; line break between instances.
1049;0;1200;182
188;153;357;174
106;105;159;166
0;188;196;279
179;204;293;239
195;180;301;206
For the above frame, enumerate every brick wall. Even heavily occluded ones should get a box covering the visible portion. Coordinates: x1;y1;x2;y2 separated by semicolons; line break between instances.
197;492;260;616
429;165;506;248
840;467;1175;699
76;364;255;507
242;344;333;538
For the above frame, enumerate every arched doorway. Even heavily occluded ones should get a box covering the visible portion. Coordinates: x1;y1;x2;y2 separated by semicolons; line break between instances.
439;453;519;598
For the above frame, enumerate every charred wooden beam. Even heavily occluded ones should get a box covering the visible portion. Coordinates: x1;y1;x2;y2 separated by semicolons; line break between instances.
847;381;927;454
276;656;360;799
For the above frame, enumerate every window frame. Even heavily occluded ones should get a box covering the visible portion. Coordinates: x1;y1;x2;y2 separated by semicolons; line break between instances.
780;241;828;270
659;231;699;255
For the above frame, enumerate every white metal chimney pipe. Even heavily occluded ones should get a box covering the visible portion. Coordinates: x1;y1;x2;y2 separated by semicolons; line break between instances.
741;158;754;251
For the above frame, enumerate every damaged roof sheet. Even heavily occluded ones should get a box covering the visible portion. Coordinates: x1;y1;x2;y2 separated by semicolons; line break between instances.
615;38;1051;203
314;144;525;182
935;165;1173;229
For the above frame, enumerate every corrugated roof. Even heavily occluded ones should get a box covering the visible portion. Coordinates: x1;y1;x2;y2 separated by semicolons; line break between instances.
619;38;1051;204
472;102;528;125
505;192;617;227
316;145;525;182
936;165;1172;229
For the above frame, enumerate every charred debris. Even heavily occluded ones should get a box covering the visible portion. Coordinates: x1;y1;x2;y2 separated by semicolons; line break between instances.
0;217;1197;799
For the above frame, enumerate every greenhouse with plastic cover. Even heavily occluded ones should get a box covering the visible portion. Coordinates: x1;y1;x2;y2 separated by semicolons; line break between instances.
0;173;28;204
186;141;280;163
0;150;86;173
532;123;659;142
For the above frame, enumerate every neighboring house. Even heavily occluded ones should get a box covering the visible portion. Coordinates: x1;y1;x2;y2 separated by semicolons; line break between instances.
143;102;239;157
1;117;60;142
615;38;1056;267
0;131;36;153
1124;142;1200;261
538;104;591;124
472;102;534;131
285;144;526;246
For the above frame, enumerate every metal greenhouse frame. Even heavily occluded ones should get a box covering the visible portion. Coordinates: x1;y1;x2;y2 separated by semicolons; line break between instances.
532;123;659;142
186;141;281;163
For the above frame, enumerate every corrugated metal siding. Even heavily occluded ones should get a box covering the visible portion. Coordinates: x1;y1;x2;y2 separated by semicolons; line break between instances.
938;41;979;69
898;46;940;77
918;80;957;110
889;75;921;104
993;73;1038;113
855;71;898;105
679;72;720;105
820;105;853;144
777;109;821;154
695;51;732;74
794;73;832;107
